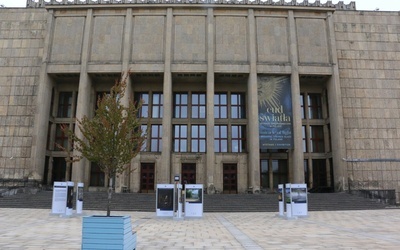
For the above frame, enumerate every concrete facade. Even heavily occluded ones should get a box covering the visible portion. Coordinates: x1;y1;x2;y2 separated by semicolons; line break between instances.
0;1;399;203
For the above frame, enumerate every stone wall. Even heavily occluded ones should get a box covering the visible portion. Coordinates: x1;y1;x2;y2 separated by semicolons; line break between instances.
334;10;400;202
0;9;47;184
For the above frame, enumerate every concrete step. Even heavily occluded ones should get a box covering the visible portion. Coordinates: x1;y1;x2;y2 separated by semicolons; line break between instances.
0;190;390;212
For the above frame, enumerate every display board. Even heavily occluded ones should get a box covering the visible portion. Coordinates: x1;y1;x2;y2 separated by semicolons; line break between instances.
285;183;292;218
76;183;84;214
258;75;293;149
156;184;174;217
184;184;203;217
51;182;68;214
290;183;308;217
278;184;284;216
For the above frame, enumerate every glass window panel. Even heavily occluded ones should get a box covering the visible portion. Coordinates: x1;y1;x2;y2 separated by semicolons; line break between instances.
214;106;220;118
214;140;219;152
214;95;219;104
181;107;187;118
232;107;238;119
200;125;206;138
308;94;323;119
192;140;198;152
221;125;227;137
192;94;198;104
200;94;206;104
200;106;206;118
141;106;149;118
182;94;188;104
153;94;160;104
214;126;219;137
302;126;307;152
181;125;187;137
199;140;206;152
221;106;227;118
300;94;305;119
57;92;73;118
192;106;199;118
221;140;228;152
192;125;198;137
152;106;159;118
181;140;187;152
232;141;238;153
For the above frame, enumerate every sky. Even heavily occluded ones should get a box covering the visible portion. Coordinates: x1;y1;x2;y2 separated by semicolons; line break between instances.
0;0;400;11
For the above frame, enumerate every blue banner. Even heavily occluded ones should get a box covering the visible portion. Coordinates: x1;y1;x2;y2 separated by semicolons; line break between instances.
258;75;293;149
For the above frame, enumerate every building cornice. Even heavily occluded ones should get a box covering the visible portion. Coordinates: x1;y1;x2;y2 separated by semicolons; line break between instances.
26;0;356;11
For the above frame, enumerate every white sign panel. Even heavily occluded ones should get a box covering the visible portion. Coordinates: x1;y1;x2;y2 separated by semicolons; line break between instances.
156;184;175;217
290;183;308;217
185;184;203;218
51;182;67;214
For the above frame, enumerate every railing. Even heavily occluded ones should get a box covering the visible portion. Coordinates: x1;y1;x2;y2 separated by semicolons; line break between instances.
26;0;356;10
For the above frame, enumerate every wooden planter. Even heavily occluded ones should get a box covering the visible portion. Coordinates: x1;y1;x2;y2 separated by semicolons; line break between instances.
82;215;136;250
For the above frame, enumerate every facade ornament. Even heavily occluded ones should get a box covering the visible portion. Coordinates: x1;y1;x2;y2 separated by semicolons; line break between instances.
26;0;356;10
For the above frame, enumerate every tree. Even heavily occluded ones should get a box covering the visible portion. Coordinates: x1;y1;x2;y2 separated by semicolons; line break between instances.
58;72;145;216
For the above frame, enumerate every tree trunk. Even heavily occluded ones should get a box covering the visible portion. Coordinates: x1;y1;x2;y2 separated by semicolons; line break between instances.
107;177;113;216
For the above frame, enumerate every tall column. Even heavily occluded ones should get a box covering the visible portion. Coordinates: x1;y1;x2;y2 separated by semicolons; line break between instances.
72;9;94;187
116;8;133;192
206;8;215;193
288;10;304;183
247;9;260;192
326;12;346;191
161;8;173;183
31;10;55;181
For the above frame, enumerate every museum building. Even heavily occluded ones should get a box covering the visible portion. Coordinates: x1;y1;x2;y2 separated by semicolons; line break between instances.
1;0;400;203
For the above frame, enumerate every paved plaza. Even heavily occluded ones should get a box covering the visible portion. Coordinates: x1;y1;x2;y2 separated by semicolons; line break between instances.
0;208;399;249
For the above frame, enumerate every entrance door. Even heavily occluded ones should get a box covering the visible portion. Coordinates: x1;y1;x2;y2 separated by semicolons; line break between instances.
52;157;67;183
182;163;196;184
223;164;237;194
140;163;155;193
312;159;329;191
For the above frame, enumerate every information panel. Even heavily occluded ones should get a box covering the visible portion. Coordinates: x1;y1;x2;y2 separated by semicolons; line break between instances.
156;184;174;217
258;75;293;149
185;184;203;218
291;183;308;217
51;182;67;214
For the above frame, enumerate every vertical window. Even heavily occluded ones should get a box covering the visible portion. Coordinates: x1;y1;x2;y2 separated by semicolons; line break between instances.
302;125;307;153
231;93;246;119
174;93;188;118
191;125;206;152
57;92;73;118
300;93;305;119
150;125;163;152
173;125;188;152
90;162;105;187
232;125;246;152
136;93;149;118
191;93;206;118
272;160;288;188
55;124;68;151
140;125;147;152
152;93;163;118
214;125;228;152
214;93;228;119
308;94;323;119
310;126;324;153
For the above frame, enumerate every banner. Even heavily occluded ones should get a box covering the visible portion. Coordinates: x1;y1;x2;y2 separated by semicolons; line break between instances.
258;75;293;149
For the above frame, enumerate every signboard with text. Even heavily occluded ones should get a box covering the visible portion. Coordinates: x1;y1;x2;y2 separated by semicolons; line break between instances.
258;75;293;149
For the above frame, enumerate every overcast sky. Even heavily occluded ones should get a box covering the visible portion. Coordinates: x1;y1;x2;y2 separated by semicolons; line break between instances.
1;0;400;11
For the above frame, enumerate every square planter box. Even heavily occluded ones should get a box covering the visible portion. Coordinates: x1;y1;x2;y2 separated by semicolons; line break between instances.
82;215;136;250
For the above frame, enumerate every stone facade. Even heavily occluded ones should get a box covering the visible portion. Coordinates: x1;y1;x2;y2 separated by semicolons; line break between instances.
1;1;399;203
